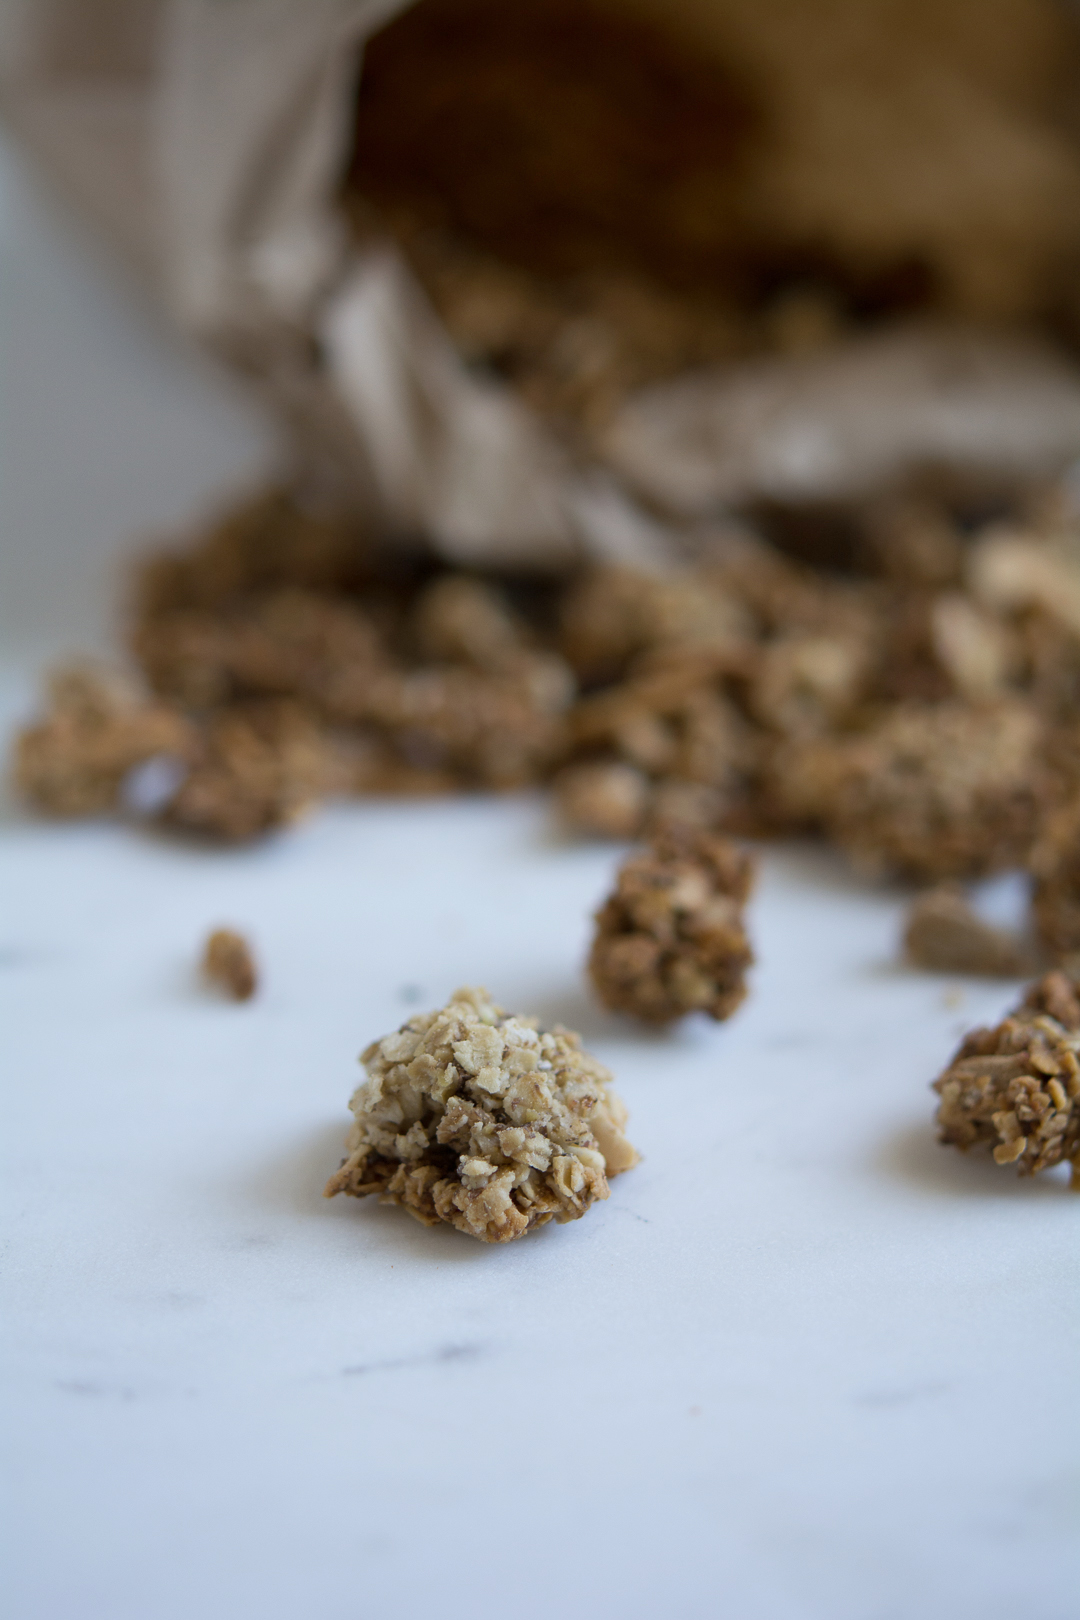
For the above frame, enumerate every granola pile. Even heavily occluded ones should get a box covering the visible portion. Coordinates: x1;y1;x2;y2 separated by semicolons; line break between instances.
933;969;1080;1179
589;830;754;1024
12;484;1080;939
325;986;638;1242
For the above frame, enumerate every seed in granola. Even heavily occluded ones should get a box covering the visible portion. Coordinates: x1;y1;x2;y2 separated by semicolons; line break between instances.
588;828;754;1024
903;885;1027;978
932;969;1080;1179
202;928;258;1001
324;986;638;1243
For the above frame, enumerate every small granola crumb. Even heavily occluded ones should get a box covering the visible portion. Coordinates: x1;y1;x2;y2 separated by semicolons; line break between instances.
903;885;1028;978
588;829;754;1024
325;987;638;1242
932;969;1080;1179
202;928;258;1001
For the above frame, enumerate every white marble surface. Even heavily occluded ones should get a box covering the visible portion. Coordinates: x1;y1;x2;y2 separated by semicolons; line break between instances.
1;133;1078;1620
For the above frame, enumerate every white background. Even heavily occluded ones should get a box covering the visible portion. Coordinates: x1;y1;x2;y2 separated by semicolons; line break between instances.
1;131;1077;1620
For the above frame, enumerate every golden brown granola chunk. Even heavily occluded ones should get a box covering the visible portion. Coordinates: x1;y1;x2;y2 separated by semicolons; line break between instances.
13;663;194;817
325;986;638;1243
933;970;1080;1179
201;928;258;1001
359;662;571;789
773;701;1043;880
903;885;1027;978
588;829;754;1024
164;701;331;841
134;587;387;714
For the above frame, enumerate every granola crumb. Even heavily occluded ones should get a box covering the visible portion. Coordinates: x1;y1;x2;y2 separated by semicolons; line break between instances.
324;986;638;1243
202;928;258;1001
903;885;1028;978
932;969;1080;1178
588;828;754;1024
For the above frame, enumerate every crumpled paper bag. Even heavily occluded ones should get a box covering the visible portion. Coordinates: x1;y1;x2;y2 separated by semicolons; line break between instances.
3;0;1080;571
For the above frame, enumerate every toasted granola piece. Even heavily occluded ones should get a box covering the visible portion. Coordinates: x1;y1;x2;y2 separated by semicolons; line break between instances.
325;986;638;1242
748;629;873;737
134;587;387;713
588;829;754;1024
553;760;651;840
358;663;571;789
1032;793;1080;964
932;969;1080;1179
13;663;195;817
559;565;751;685
133;488;371;617
773;701;1043;880
903;885;1027;978
201;928;258;1001
164;700;331;841
410;574;536;673
570;664;758;798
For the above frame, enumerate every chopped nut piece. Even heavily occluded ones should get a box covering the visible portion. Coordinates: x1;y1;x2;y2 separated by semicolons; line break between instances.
903;885;1027;978
588;829;754;1024
932;969;1080;1179
553;760;650;840
13;662;195;817
325;987;638;1242
202;928;258;1000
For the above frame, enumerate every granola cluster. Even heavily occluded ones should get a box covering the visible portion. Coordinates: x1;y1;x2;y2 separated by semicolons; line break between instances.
589;830;754;1024
13;663;194;818
933;970;1080;1179
903;886;1028;979
325;987;638;1243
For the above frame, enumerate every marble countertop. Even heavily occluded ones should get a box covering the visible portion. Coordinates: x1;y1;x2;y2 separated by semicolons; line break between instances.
1;133;1076;1620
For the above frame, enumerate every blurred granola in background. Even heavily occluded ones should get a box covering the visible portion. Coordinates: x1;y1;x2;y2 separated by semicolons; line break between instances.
6;0;1080;969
